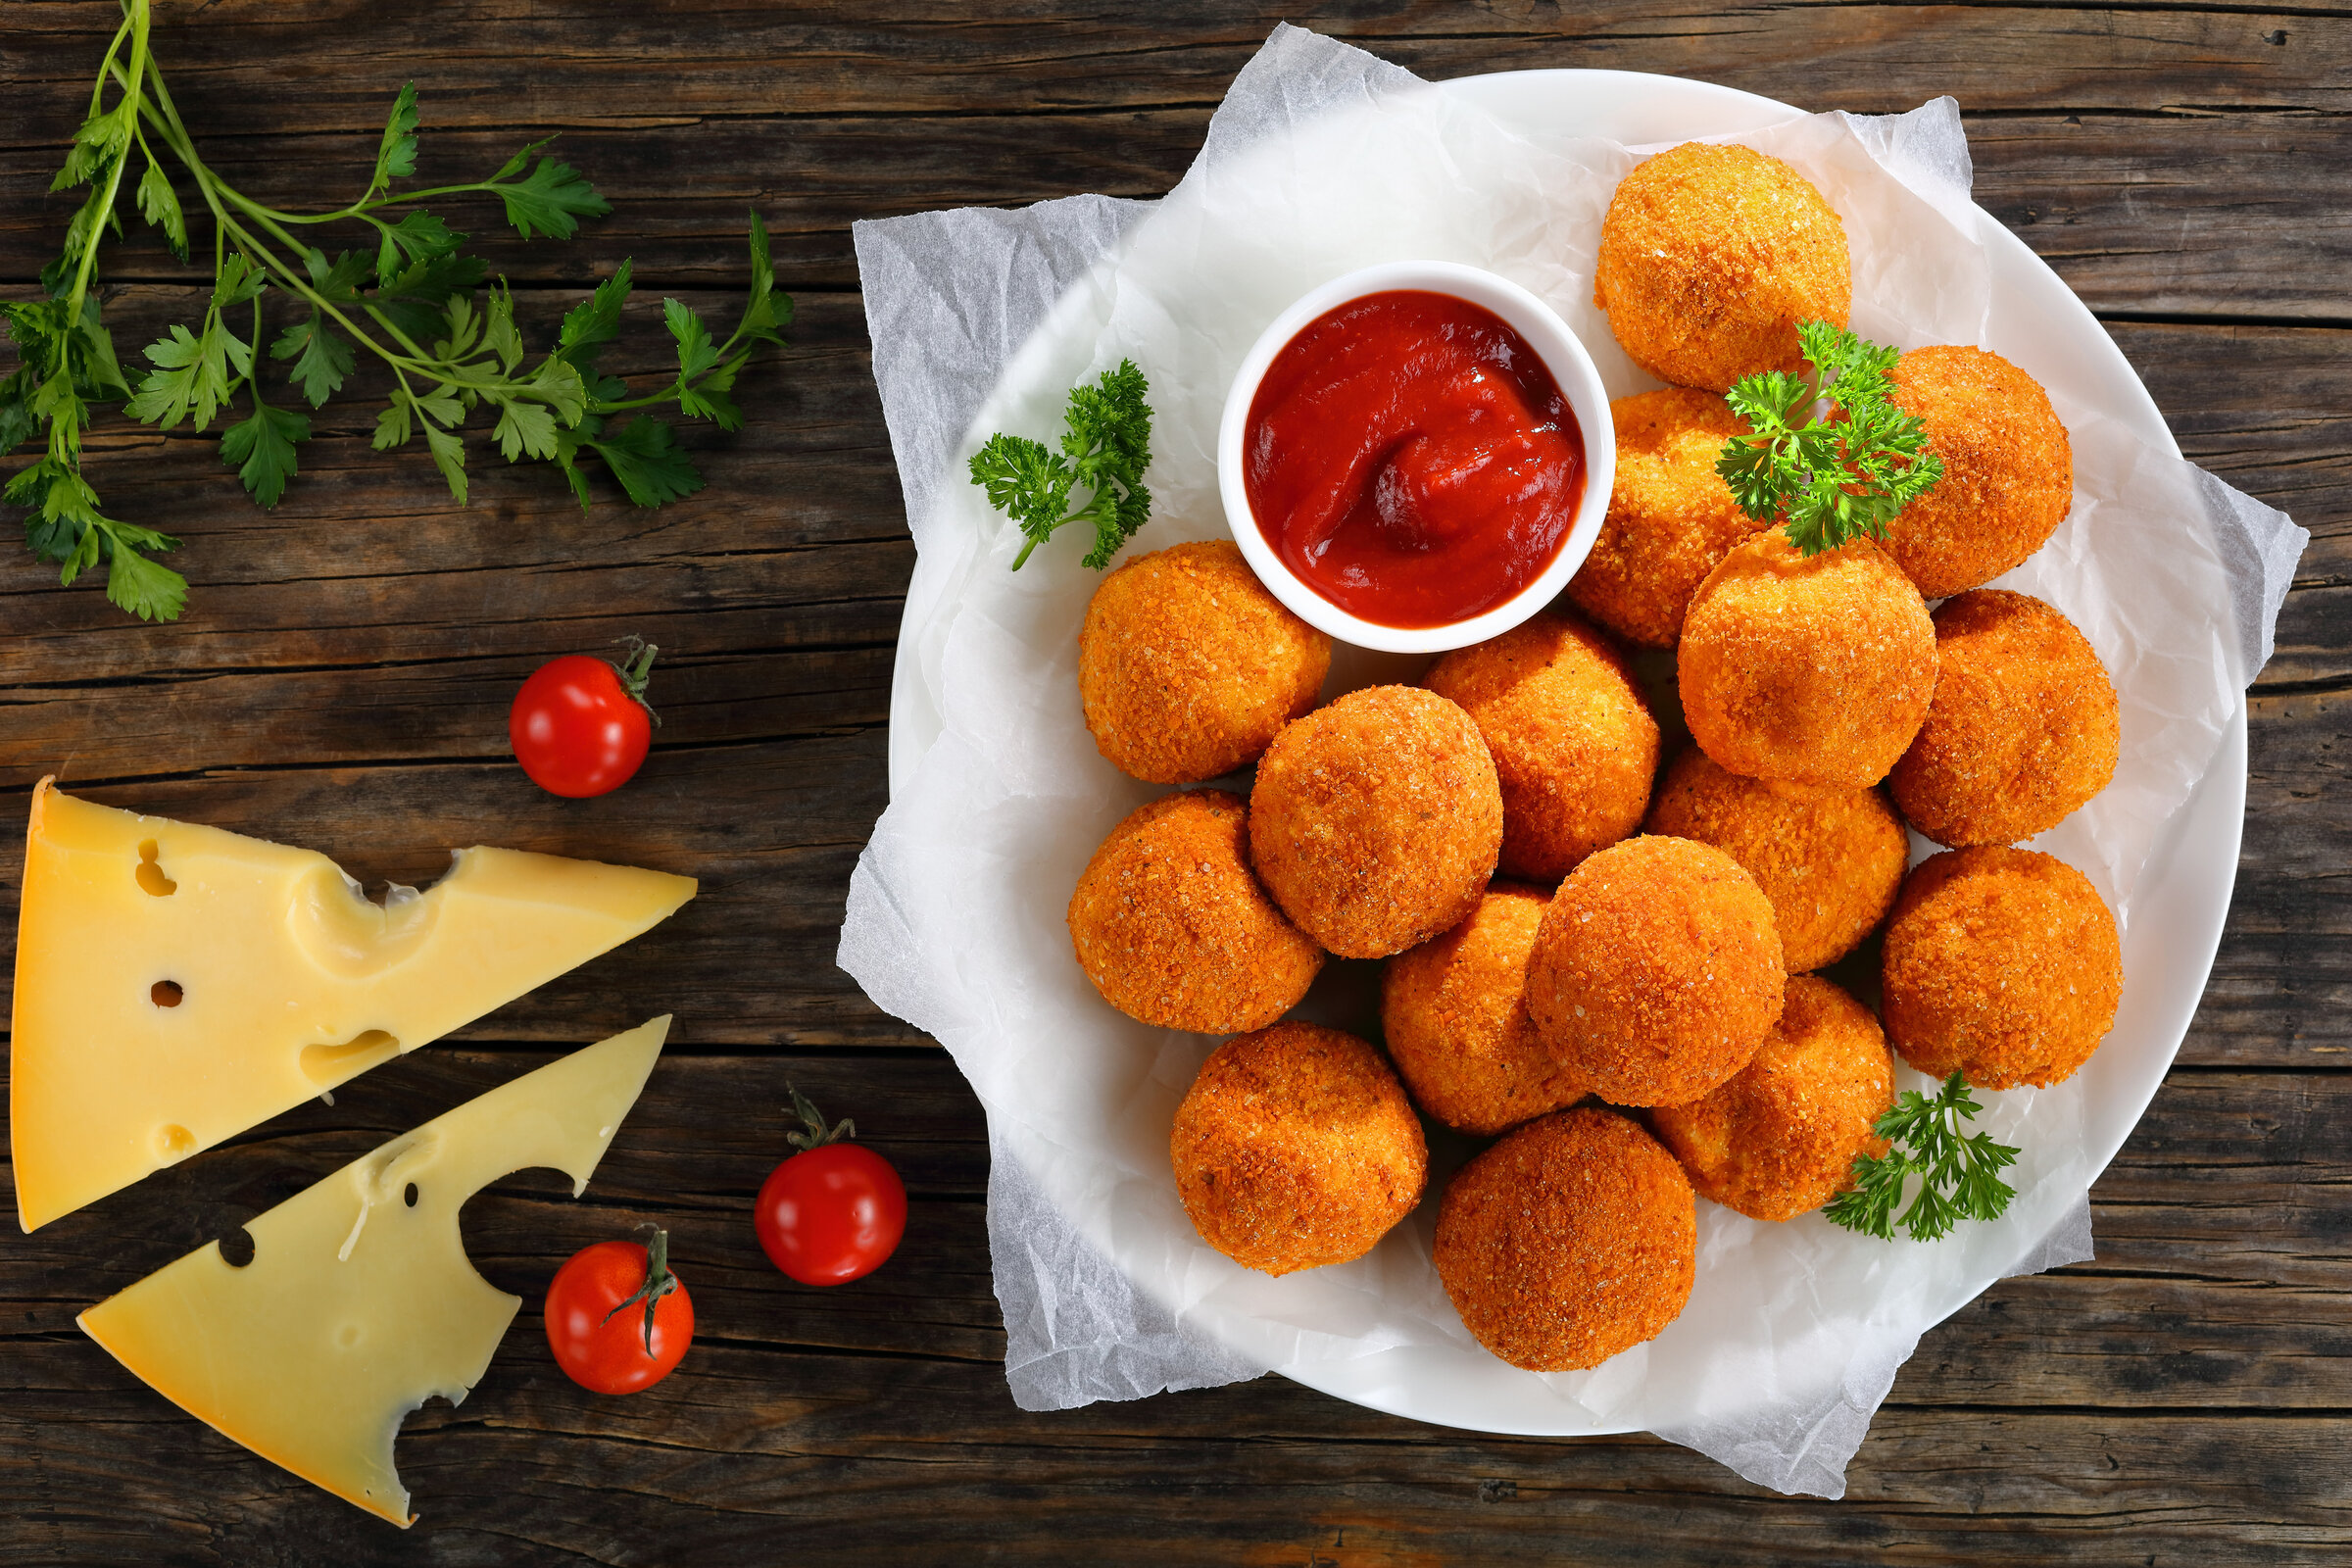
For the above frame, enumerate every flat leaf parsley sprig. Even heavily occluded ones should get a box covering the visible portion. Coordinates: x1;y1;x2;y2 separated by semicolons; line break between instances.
968;359;1154;570
1;0;791;621
1715;319;1943;558
1827;1071;2021;1243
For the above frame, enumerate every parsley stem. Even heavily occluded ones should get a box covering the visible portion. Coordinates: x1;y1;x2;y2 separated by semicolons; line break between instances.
58;1;146;383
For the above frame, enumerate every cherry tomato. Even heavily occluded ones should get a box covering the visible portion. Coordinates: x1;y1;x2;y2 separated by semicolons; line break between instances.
544;1230;694;1395
754;1088;906;1286
510;639;659;798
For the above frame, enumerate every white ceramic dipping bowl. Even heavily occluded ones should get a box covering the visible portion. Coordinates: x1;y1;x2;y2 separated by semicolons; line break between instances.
1218;260;1616;656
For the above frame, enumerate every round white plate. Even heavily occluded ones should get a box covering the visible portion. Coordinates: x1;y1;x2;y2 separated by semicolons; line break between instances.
883;69;2245;1436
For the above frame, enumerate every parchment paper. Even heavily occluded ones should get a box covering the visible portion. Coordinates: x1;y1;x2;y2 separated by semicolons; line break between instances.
839;24;2309;1498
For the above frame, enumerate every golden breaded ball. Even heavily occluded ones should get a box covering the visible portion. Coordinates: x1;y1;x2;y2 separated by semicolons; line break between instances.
1679;529;1937;791
1567;388;1769;648
1434;1107;1696;1371
1890;590;2120;848
1079;540;1332;784
1250;685;1503;959
1380;883;1587;1137
1420;611;1659;884
1644;747;1908;972
1882;347;2074;599
1882;847;2123;1090
1067;790;1323;1034
1171;1022;1429;1277
1593;142;1852;394
1651;975;1895;1223
1526;835;1786;1107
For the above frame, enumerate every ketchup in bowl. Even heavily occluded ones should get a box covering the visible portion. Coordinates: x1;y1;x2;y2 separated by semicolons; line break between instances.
1242;290;1587;630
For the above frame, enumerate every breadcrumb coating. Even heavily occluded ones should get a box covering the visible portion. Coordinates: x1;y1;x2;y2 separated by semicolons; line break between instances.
1068;789;1323;1033
1525;835;1786;1107
1250;685;1503;959
1080;539;1332;784
1679;529;1937;791
1381;883;1588;1137
1593;142;1852;394
1882;346;2074;599
1889;590;2119;848
1434;1107;1695;1371
1421;611;1659;884
1651;975;1895;1223
1881;846;2123;1090
1171;1022;1428;1277
1645;746;1908;972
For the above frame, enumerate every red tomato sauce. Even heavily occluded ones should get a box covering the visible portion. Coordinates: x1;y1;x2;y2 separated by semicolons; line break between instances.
1243;290;1586;629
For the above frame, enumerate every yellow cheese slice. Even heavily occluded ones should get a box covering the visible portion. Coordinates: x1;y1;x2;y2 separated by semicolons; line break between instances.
11;778;697;1231
78;1016;670;1527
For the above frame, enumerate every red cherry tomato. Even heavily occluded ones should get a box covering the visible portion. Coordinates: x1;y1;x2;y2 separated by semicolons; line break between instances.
510;640;659;798
544;1232;694;1395
755;1094;906;1286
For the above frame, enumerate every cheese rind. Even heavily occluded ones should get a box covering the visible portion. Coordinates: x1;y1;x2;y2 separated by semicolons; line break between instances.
77;1016;672;1527
10;779;697;1229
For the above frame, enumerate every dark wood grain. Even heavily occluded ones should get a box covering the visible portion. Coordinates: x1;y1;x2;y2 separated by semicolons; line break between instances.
1;0;2345;1562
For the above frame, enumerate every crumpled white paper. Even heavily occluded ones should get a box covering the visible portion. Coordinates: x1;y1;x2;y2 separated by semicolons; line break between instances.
839;24;2310;1499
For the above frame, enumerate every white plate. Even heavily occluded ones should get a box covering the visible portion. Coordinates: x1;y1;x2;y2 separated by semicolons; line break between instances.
882;69;2245;1437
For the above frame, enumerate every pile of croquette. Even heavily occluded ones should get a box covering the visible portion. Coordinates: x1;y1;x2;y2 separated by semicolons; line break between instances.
1058;142;2123;1376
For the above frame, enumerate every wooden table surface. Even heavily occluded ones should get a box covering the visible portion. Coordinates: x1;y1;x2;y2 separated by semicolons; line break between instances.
2;2;2344;1562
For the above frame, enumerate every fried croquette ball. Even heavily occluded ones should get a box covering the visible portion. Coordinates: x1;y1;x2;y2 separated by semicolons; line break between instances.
1679;529;1937;791
1651;976;1895;1223
1420;612;1659;884
1526;835;1785;1107
1881;347;2074;598
1434;1107;1695;1371
1170;1022;1428;1276
1644;747;1908;972
1889;590;2120;848
1079;539;1333;784
1250;686;1503;959
1881;847;2123;1090
1381;884;1587;1137
1067;790;1323;1034
1567;388;1769;648
1593;142;1852;394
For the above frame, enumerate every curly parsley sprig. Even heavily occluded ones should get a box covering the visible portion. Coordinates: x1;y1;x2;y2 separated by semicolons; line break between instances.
1827;1070;2021;1243
1715;319;1943;558
968;359;1153;570
1;1;791;621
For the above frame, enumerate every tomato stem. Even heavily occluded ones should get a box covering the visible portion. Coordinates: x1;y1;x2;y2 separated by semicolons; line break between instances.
600;1224;678;1355
613;634;662;724
784;1083;857;1152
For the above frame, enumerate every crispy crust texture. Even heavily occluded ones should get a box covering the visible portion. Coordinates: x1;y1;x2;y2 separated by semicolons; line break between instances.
1889;590;2120;848
1651;975;1895;1223
1881;846;2124;1090
1567;389;1768;649
1882;346;2074;599
1079;539;1333;784
1067;789;1324;1034
1644;746;1908;972
1525;835;1786;1107
1171;1022;1429;1277
1592;142;1852;394
1249;685;1503;959
1434;1107;1696;1371
1420;611;1659;884
1678;529;1937;791
1381;883;1587;1137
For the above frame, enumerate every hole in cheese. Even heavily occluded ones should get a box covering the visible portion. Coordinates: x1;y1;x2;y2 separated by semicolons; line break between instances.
219;1227;256;1268
404;1182;418;1208
151;979;184;1008
153;1124;195;1161
135;840;177;897
299;1030;401;1086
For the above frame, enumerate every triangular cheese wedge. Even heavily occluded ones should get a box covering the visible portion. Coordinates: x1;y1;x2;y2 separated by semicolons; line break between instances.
11;779;696;1230
79;1016;670;1527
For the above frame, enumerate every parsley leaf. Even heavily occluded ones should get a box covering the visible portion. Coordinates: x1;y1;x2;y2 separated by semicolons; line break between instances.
219;399;309;508
370;81;419;197
270;311;357;407
578;416;703;508
968;359;1154;570
1716;320;1944;557
1826;1071;2021;1243
494;153;611;242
